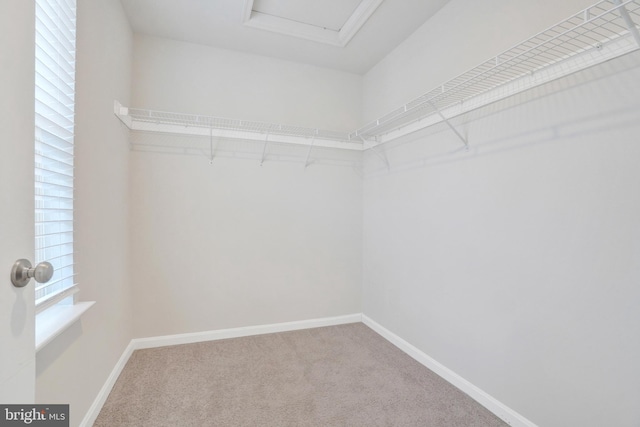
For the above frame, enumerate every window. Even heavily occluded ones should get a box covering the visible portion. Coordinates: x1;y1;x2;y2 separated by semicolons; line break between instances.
34;0;77;313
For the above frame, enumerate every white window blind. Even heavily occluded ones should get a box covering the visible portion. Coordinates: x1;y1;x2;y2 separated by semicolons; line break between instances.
34;0;77;312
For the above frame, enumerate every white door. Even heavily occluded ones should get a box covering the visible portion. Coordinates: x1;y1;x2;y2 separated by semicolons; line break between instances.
0;0;36;403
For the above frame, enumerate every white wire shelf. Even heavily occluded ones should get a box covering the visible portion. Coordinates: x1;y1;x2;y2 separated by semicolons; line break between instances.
353;0;640;146
115;0;640;154
114;103;363;151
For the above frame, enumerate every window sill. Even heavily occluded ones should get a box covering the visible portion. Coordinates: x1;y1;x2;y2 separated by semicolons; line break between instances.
36;301;95;352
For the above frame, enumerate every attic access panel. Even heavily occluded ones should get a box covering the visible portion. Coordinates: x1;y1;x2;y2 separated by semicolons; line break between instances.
242;0;385;46
252;0;362;32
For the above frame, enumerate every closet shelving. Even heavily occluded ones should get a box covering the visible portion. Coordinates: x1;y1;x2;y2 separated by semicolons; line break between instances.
114;103;363;151
115;0;640;153
353;0;640;147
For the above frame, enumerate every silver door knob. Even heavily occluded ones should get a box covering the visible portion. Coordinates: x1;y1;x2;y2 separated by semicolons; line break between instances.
11;259;54;288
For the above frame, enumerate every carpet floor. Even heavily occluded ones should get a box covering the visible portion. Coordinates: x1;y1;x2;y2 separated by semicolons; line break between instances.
94;323;507;426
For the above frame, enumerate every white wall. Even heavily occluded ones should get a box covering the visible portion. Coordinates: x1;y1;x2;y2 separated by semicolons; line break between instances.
132;35;362;131
130;37;363;338
35;1;133;426
130;154;362;337
362;1;640;426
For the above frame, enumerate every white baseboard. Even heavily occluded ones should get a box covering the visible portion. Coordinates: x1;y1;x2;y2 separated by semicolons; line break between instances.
79;340;136;427
362;315;537;427
80;313;362;425
132;313;363;349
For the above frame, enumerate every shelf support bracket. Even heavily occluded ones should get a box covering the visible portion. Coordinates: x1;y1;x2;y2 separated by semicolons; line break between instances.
370;146;390;171
614;0;640;47
361;137;390;170
209;124;215;164
304;134;316;169
428;100;468;150
260;131;270;166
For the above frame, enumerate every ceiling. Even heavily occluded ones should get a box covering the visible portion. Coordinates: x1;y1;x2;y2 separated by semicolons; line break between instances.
119;0;451;75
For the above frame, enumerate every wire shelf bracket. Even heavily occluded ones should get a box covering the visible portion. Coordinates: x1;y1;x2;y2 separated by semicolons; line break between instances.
208;125;215;164
260;131;270;166
370;146;390;170
615;0;640;45
427;100;468;150
361;136;390;170
304;135;316;169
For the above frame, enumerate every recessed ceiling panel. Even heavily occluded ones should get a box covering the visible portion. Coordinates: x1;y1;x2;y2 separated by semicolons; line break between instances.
252;0;362;31
244;0;385;47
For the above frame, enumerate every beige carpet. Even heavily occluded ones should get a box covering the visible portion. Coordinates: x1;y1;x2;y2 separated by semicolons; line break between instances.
94;323;507;426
